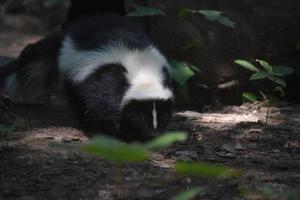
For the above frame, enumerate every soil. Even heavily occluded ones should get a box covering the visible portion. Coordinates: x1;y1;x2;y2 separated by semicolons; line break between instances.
0;100;299;200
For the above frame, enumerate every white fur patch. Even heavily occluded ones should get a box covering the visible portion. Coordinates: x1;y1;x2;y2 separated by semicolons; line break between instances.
152;102;157;129
59;37;173;105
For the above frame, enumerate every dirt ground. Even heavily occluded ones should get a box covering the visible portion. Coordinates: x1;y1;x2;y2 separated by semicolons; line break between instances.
0;11;299;200
0;100;299;200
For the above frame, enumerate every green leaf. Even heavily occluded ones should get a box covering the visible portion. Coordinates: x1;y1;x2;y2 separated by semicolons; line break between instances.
189;65;201;73
272;77;287;87
178;8;192;18
272;65;294;76
175;162;242;179
256;59;272;73
179;9;235;28
146;132;187;149
198;10;235;28
234;59;259;72
83;135;149;163
249;71;269;80
127;5;166;17
173;187;203;200
242;92;257;103
170;61;196;86
274;86;285;97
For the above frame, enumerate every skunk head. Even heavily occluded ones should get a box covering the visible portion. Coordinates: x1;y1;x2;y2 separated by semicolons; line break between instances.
118;64;174;140
119;99;173;141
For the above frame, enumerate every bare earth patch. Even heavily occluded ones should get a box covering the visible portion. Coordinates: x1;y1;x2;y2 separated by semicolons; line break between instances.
0;101;299;200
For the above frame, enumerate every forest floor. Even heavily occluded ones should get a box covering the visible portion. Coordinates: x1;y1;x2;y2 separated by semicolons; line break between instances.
0;100;299;200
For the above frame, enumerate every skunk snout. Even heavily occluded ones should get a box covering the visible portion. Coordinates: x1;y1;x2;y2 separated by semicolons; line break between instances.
118;99;173;141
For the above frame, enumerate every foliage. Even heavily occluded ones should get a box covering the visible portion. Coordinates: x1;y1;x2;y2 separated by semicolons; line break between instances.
170;60;200;100
242;92;257;103
179;9;235;28
127;5;166;17
83;132;188;163
175;162;242;179
146;132;188;149
235;59;294;88
83;136;149;163
235;59;294;124
172;187;203;200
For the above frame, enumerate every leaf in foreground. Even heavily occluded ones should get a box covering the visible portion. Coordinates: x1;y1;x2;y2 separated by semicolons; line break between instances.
83;135;149;163
173;187;203;200
170;60;197;86
175;162;242;179
127;5;166;17
180;9;235;28
234;59;259;72
256;59;272;73
249;71;269;80
272;65;294;76
146;132;188;149
242;92;257;103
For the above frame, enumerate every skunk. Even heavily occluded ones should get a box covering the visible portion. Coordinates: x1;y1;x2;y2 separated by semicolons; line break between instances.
2;14;174;141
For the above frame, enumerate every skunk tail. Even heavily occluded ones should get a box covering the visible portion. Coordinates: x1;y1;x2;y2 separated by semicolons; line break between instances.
1;33;63;103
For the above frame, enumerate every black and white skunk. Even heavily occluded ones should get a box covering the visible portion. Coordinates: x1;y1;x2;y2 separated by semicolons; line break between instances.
1;14;174;141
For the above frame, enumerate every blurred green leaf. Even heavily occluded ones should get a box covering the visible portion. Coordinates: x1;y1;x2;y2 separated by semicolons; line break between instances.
256;59;272;73
272;65;294;76
198;10;235;28
178;8;192;18
242;92;257;103
189;65;201;73
127;5;166;17
83;135;149;163
146;132;187;149
170;61;196;86
234;59;259;72
175;162;242;179
249;71;269;80
272;77;287;87
173;187;203;200
180;9;235;28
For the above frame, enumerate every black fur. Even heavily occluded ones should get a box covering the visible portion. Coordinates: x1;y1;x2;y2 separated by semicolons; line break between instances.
65;14;152;51
65;64;129;137
120;99;173;141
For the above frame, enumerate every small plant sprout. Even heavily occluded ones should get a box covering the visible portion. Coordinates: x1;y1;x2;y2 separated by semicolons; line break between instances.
235;59;294;124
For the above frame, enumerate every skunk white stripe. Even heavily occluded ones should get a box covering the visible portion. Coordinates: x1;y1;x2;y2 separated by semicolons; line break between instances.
59;37;168;83
152;101;157;129
59;37;173;105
